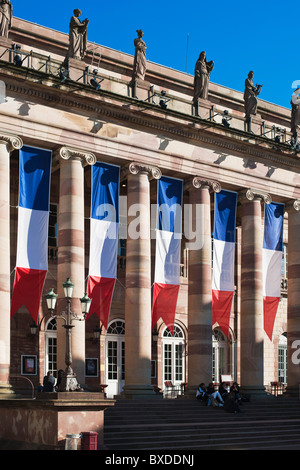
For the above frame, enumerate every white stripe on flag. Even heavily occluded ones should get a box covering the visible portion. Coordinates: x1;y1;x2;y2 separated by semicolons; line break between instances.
16;207;49;270
212;238;235;291
262;249;282;297
154;229;181;285
89;218;119;278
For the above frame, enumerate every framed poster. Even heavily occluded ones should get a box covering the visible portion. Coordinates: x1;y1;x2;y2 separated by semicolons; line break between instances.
21;355;37;375
85;358;98;377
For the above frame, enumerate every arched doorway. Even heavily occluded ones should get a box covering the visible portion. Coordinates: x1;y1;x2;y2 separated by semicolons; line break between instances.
212;327;234;383
278;333;287;384
105;320;125;398
162;324;186;393
45;317;57;378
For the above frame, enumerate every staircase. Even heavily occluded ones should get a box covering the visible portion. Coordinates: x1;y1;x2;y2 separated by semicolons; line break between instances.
103;396;300;450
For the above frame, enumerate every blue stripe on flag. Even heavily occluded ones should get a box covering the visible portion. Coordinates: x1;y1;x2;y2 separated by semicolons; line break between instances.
91;162;120;223
214;190;237;243
157;176;183;233
19;146;52;211
263;202;284;251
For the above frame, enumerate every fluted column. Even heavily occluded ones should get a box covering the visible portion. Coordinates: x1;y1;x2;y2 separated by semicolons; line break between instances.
57;147;96;387
186;176;221;393
0;133;23;398
239;188;271;398
286;200;300;396
123;162;161;398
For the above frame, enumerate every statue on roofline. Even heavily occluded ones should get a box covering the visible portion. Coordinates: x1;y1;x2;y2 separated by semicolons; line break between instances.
291;87;300;144
131;29;147;98
193;51;214;116
244;71;263;121
66;9;89;61
0;0;12;38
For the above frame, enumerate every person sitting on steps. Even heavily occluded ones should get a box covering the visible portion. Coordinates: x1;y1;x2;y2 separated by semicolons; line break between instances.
206;382;224;407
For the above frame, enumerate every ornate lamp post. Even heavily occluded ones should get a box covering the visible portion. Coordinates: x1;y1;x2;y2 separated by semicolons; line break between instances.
45;278;91;392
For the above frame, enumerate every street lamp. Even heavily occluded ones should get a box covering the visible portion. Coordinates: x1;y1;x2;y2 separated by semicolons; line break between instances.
45;278;91;392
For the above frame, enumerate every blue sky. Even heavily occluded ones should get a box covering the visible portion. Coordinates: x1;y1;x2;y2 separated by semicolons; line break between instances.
11;0;298;110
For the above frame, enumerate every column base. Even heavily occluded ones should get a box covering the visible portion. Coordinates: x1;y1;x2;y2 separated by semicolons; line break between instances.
121;385;163;400
240;385;269;400
0;383;18;400
181;385;198;399
283;386;300;398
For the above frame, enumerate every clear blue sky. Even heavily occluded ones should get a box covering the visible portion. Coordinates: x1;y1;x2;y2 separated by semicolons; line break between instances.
11;0;298;110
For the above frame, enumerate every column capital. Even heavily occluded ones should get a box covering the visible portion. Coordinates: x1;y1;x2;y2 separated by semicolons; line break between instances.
122;161;162;181
0;132;23;151
59;146;96;166
286;199;300;212
184;176;221;193
239;188;272;204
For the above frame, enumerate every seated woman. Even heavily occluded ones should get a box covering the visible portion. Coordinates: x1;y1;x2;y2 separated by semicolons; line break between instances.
206;382;224;407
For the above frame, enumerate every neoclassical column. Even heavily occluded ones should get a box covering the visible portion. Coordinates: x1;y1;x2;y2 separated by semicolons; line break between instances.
286;199;300;396
123;161;161;398
185;176;221;393
57;147;96;388
0;133;23;398
239;188;271;398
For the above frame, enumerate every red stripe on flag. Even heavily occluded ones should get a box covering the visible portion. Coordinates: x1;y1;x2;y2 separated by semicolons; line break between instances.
263;296;280;341
86;276;116;329
11;267;47;323
212;290;234;338
152;283;180;335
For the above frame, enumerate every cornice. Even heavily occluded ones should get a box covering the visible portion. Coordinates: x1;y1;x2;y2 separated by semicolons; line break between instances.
2;68;299;172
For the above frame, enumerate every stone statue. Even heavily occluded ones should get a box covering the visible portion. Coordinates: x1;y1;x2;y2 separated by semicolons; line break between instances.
132;29;147;81
244;71;262;121
66;9;89;60
0;0;12;38
193;51;214;114
291;88;300;142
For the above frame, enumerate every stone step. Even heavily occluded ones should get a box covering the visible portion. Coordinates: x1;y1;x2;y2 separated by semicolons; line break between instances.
103;397;300;450
104;423;300;450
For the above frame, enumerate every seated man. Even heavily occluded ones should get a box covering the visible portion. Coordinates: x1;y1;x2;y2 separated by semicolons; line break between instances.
196;383;207;402
206;382;224;407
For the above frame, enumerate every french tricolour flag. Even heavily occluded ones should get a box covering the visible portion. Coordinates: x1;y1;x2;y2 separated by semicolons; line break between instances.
212;189;237;338
152;176;183;335
11;146;52;323
86;161;120;329
263;202;284;340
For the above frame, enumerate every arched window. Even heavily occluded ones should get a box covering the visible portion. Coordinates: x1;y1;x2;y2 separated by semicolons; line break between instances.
107;320;125;335
163;325;184;339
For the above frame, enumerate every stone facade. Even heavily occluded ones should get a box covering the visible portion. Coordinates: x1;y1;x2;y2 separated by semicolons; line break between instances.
0;15;298;401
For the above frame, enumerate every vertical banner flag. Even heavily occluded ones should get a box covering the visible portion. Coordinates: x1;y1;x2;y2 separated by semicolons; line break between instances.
212;189;237;338
86;161;120;329
152;176;183;335
263;202;284;340
11;146;52;323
